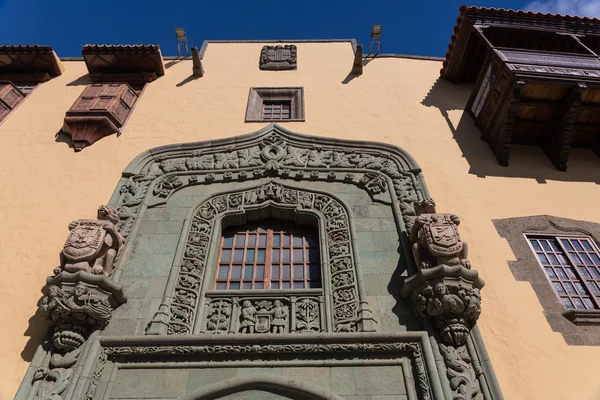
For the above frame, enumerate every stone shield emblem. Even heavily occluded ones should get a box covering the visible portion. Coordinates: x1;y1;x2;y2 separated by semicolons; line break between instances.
62;222;106;261
255;311;272;333
426;221;462;255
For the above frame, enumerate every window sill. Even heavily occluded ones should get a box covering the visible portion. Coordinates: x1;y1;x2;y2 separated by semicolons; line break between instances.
563;310;600;326
245;118;305;123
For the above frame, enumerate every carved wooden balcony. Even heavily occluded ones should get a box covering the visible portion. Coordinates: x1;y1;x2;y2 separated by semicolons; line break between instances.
442;6;600;170
61;44;164;150
63;83;138;151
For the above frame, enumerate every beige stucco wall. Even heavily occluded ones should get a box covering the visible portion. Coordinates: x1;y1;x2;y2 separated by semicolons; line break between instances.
1;41;600;400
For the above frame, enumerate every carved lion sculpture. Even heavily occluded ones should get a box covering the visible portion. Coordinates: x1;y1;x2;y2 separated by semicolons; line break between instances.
54;205;124;277
410;199;470;270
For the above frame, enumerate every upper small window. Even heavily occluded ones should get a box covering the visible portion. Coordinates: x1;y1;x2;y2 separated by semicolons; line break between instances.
527;235;600;310
245;87;304;122
214;220;321;290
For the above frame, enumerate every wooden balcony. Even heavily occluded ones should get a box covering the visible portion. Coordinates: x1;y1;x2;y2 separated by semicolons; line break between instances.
442;6;600;170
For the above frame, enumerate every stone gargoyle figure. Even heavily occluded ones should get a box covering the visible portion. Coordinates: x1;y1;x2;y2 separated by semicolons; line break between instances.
54;205;124;276
410;199;470;270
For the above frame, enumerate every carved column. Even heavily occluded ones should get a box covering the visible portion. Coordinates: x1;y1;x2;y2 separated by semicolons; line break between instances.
30;206;127;400
401;199;485;400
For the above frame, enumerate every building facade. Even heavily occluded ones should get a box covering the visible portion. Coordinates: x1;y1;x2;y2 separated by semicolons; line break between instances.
2;6;600;400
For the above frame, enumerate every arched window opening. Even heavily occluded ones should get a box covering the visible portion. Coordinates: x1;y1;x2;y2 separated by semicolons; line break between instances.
214;219;321;290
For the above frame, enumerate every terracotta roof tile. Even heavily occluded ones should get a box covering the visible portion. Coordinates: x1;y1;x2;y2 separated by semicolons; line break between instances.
82;44;161;54
0;45;54;54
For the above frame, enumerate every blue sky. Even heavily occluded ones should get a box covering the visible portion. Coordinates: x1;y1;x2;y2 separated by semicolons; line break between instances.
1;0;600;58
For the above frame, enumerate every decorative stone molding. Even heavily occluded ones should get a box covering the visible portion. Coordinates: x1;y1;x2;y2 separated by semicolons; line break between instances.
147;181;373;335
401;199;485;400
114;125;424;245
97;333;436;400
259;45;297;70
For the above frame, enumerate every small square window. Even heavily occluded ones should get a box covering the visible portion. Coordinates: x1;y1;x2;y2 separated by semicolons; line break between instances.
245;87;304;122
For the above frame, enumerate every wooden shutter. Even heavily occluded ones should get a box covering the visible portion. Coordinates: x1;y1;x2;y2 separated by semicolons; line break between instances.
63;83;138;151
0;82;26;124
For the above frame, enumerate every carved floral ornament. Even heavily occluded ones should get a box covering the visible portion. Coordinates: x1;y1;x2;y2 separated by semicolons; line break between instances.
115;124;424;241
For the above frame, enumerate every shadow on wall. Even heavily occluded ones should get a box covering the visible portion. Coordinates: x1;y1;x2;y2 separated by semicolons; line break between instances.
422;79;600;184
21;299;49;362
66;74;91;87
388;236;423;332
55;130;75;150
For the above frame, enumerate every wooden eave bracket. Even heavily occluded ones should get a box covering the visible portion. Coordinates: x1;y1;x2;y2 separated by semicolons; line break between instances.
543;82;586;171
82;45;165;84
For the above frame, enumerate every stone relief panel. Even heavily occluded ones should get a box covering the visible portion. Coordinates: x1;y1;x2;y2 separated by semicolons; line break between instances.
259;45;297;70
202;294;324;334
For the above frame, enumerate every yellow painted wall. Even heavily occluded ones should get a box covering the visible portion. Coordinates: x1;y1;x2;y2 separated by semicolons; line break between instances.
2;42;600;400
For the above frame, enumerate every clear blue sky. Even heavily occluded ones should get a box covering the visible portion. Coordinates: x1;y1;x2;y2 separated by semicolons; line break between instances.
0;0;597;58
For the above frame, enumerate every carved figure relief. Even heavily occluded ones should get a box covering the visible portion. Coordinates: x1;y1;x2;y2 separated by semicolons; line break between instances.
56;205;124;277
202;295;323;334
259;45;297;70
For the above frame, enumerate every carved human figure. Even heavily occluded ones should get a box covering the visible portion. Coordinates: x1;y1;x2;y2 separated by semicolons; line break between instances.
240;300;257;334
64;283;112;325
270;300;289;333
55;205;124;277
410;199;470;270
426;283;465;316
40;286;67;323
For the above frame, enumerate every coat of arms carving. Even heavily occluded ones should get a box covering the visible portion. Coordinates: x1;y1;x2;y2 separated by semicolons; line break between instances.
259;45;297;70
55;205;124;276
410;199;470;270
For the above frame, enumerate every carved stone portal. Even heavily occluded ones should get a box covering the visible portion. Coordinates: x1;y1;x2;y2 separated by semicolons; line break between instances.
55;205;124;277
259;45;297;70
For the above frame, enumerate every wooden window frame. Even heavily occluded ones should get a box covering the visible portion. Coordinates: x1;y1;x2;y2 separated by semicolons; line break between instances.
214;222;321;291
526;233;600;310
261;100;292;121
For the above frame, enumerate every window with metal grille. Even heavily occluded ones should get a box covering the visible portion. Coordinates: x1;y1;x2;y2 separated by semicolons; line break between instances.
214;220;321;290
527;235;600;310
261;101;291;120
